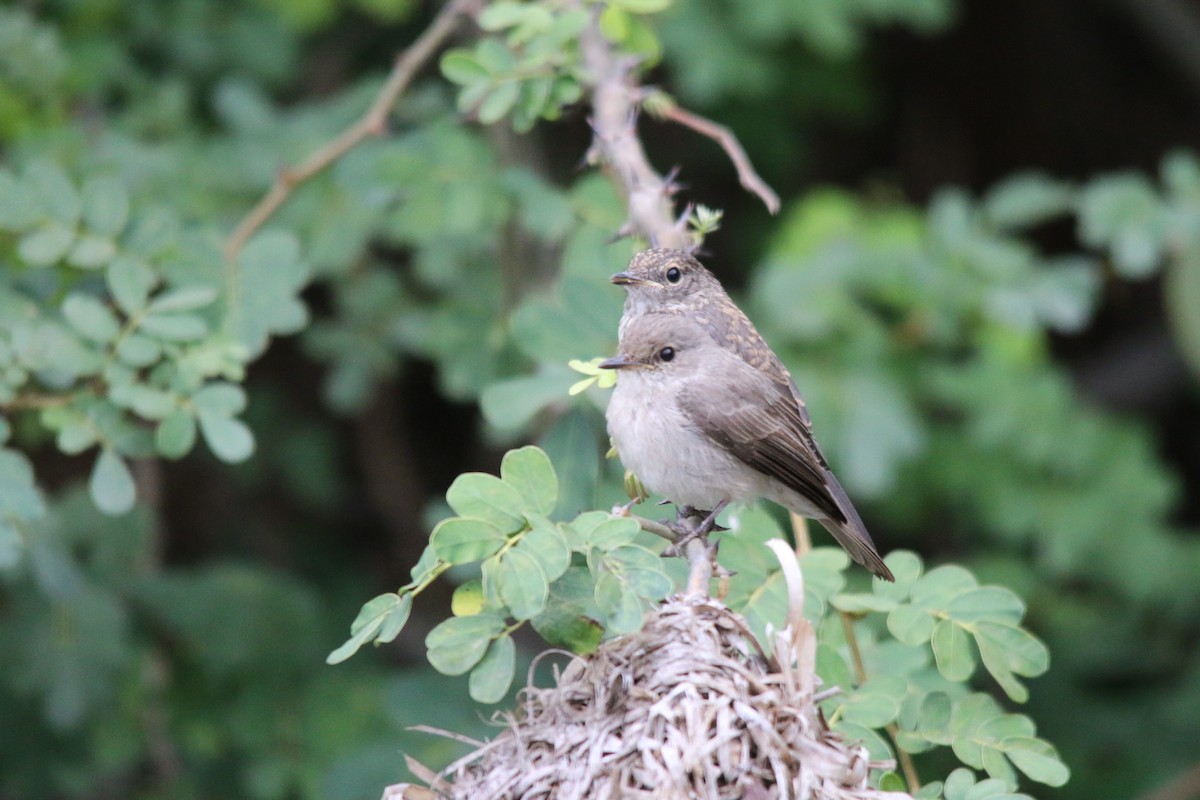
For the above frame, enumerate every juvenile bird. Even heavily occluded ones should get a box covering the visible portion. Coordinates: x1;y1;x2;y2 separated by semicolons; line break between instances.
606;251;893;580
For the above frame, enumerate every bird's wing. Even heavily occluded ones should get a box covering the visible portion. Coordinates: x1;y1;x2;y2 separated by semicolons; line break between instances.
676;369;845;524
692;303;814;427
677;368;894;580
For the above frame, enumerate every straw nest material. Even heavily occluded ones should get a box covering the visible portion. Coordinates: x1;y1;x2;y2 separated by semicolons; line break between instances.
388;544;910;800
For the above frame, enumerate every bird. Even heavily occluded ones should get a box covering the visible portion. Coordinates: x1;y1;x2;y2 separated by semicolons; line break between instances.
604;249;893;581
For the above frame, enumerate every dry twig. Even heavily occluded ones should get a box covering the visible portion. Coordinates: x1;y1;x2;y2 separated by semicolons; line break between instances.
223;0;476;263
646;95;781;214
577;5;691;250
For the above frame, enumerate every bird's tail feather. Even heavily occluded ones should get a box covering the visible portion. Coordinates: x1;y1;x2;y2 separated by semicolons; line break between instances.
820;477;894;582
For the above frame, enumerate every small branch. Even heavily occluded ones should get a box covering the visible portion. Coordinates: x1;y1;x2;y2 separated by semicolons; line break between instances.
648;96;780;214
0;392;76;412
577;6;690;250
223;0;476;263
840;610;921;791
630;514;678;542
789;512;812;559
683;539;714;596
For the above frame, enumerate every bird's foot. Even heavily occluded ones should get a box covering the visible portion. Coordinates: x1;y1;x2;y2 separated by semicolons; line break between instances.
663;500;730;556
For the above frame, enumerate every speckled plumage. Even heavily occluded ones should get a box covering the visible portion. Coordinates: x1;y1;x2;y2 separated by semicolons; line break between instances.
607;250;892;580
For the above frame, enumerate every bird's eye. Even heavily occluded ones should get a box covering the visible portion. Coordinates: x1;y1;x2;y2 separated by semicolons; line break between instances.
666;267;681;283
659;347;675;362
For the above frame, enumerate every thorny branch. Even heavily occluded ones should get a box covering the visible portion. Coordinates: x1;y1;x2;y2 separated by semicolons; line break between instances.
644;91;781;214
577;6;691;250
223;0;477;263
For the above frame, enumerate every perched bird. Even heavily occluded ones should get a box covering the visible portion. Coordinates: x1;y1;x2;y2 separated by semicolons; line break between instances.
605;250;893;580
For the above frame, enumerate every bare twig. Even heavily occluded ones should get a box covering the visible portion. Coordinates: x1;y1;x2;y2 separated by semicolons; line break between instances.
683;538;715;595
576;6;690;250
790;512;812;559
223;0;476;262
630;514;678;542
647;96;780;214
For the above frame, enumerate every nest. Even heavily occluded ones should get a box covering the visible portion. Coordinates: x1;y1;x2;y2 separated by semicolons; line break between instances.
390;546;910;800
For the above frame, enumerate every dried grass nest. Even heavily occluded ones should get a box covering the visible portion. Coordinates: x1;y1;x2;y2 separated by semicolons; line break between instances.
391;544;910;800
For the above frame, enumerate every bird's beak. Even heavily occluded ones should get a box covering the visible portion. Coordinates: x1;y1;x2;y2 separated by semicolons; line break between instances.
610;272;661;288
599;354;640;370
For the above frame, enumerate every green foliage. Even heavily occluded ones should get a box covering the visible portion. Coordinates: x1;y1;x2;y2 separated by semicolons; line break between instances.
330;446;672;701
2;0;1199;798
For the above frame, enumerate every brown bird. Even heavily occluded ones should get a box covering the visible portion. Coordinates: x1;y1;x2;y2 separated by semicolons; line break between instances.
606;249;893;581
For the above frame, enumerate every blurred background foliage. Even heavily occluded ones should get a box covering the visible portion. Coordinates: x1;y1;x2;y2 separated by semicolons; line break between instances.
1;0;1199;799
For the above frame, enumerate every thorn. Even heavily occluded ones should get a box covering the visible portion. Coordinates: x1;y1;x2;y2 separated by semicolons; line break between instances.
605;223;637;245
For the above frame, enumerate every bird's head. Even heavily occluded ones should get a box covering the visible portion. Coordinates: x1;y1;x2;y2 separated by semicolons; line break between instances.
610;249;722;313
599;313;710;378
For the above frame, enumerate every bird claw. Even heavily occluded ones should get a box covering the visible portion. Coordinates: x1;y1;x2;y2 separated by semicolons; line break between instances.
662;500;730;556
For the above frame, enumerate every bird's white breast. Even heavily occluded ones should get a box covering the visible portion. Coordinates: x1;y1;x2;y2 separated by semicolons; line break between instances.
605;370;765;510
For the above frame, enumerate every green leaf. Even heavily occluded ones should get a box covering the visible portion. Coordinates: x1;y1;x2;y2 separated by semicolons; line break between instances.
1004;737;1069;786
198;412;255;463
946;587;1025;624
19;224;75;266
430;517;507;564
475;39;517;73
498;548;549;619
500;445;558;515
911;564;978;610
973;622;1048;702
594;571;644;634
27;160;80;224
876;550;923;600
944;768;976;800
106;256;157;314
918;691;953;742
155;411;197;459
841;690;900;727
0;448;46;522
110;384;177;419
138;313;209;341
0;170;37;230
233;229;309;357
963;778;1012;800
832;592;898;614
326;593;404;664
887;603;936;645
425;614;505;675
932;618;976;681
115;334;161;367
89;449;136;515
519;514;571;581
583;516;640;549
56;420;97;454
531;567;604;653
440;50;489;84
67;234;117;269
191;383;247;416
0;521;20;569
1166;250;1200;378
468;635;515;703
62;294;120;343
375;593;414;643
80;176;130;237
478;1;529;30
446;472;527;533
477;81;520;124
147;286;219;313
610;0;672;13
983;172;1075;229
